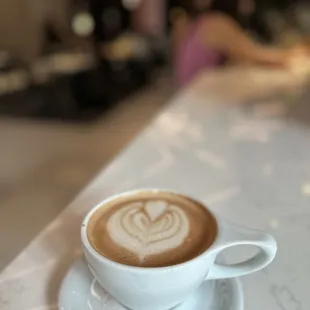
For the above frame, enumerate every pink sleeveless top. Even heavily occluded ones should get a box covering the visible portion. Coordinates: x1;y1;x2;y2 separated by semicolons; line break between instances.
175;19;223;86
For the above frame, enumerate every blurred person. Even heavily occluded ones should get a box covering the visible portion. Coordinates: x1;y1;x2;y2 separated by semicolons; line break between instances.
171;0;307;86
0;0;79;64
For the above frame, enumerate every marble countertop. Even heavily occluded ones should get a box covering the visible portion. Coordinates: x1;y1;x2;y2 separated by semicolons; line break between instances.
0;67;309;310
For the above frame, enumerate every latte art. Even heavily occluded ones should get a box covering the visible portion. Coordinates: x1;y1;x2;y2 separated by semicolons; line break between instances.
87;191;217;267
107;200;189;262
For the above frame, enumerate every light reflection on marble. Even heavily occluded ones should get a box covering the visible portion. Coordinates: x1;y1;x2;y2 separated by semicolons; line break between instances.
270;285;302;310
269;219;280;230
0;68;310;309
301;183;310;196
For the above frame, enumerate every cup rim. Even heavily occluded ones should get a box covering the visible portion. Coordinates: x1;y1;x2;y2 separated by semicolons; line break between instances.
81;188;219;272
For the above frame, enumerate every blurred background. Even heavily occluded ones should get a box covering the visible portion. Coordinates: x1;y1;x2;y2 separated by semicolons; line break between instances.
1;0;310;269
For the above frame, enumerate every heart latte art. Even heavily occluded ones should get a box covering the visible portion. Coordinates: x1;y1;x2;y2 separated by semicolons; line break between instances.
87;191;217;267
107;200;190;262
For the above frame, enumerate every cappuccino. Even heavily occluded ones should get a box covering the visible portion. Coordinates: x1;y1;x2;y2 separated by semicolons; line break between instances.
87;191;217;267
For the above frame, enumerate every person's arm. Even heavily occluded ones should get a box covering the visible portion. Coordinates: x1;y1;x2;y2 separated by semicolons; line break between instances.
198;13;290;66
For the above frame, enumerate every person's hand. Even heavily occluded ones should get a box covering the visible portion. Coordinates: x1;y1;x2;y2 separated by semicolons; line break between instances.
286;44;310;75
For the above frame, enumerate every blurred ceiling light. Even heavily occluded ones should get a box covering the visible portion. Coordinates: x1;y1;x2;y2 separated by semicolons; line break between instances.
72;12;95;37
122;0;141;10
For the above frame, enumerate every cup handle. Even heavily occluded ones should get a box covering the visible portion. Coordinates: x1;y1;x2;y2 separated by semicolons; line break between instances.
206;219;277;280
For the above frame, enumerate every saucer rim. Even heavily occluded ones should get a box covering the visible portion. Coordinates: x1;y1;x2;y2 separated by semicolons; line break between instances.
58;256;244;310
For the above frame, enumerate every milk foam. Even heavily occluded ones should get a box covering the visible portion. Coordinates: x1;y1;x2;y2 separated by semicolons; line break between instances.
107;200;190;262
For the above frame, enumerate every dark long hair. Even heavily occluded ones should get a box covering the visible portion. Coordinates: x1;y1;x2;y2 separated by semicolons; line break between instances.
179;0;299;42
210;0;240;19
183;0;240;20
182;0;291;42
184;0;296;18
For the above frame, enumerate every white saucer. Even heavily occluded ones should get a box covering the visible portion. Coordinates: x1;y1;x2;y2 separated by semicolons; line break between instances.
58;257;244;310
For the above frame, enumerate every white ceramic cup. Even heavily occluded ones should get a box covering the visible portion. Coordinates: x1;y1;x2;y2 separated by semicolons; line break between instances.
81;189;277;310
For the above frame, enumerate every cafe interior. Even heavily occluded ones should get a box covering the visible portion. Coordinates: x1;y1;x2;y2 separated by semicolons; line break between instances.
0;0;310;309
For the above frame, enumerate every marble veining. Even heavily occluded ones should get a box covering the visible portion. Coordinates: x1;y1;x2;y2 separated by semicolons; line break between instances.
270;285;302;310
0;68;309;309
